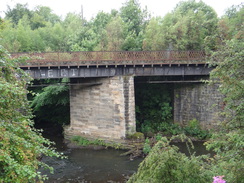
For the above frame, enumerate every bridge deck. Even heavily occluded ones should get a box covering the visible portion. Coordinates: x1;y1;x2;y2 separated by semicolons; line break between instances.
12;50;206;68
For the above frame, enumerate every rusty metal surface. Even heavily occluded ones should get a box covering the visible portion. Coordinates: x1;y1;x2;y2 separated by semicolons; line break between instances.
24;65;212;79
11;50;206;67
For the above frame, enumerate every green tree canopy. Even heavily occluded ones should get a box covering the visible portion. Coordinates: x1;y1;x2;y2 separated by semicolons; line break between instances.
5;3;33;26
30;6;61;30
143;0;218;50
120;0;150;50
0;46;62;182
129;4;244;183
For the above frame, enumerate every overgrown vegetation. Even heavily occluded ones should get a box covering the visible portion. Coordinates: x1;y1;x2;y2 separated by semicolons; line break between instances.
128;3;244;183
0;46;63;182
71;136;123;149
135;82;210;140
129;135;212;183
135;83;173;133
30;79;70;126
0;0;218;52
140;118;211;140
204;4;244;182
0;0;243;182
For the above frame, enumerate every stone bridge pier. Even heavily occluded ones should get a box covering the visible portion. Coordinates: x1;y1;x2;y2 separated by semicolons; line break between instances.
64;75;223;141
174;83;224;129
64;76;136;140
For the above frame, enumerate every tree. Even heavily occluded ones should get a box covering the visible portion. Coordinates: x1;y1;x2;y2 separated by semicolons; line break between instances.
120;0;150;50
0;46;62;182
90;11;112;34
37;22;68;51
104;16;126;51
142;17;165;50
31;83;70;126
90;11;113;51
128;136;211;183
120;0;149;36
204;5;244;181
143;0;218;50
217;4;243;44
0;20;21;52
0;18;6;30
5;3;33;27
30;6;60;29
205;39;244;183
129;4;243;183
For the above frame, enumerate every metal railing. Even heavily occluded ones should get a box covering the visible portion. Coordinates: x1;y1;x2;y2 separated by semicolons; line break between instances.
11;50;206;67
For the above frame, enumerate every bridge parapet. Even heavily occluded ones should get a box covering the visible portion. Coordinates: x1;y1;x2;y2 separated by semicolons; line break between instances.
12;50;206;68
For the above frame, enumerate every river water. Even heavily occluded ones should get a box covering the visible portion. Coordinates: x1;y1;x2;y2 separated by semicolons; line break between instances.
41;135;142;183
40;129;209;183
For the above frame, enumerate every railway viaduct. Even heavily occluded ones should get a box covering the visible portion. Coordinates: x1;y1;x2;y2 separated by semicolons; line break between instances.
15;50;223;140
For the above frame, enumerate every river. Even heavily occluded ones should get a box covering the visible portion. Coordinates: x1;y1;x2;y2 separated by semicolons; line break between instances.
41;134;143;183
39;126;209;183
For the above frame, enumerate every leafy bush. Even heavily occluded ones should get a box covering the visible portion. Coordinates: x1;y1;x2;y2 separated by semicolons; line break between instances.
71;136;106;146
142;138;151;154
128;136;212;183
135;84;173;132
156;122;183;135
141;119;210;140
140;120;155;134
184;119;211;139
0;46;62;182
71;136;123;149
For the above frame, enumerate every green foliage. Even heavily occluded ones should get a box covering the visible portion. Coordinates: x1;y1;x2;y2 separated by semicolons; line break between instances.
204;5;244;182
5;3;33;26
0;46;62;182
119;0;149;50
141;120;210;140
31;85;69;111
120;0;149;36
209;38;243;129
135;84;210;140
30;83;70;125
130;5;244;182
142;138;151;154
104;16;126;51
71;136;123;149
218;4;243;41
205;131;244;182
135;83;173;132
143;0;218;50
128;136;211;183
127;132;145;140
0;18;7;30
140;120;154;134
156;122;183;135
30;6;61;29
5;3;60;30
1;0;220;52
143;17;165;50
184;119;210;139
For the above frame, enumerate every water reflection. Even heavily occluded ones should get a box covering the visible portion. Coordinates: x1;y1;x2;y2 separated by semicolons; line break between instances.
42;134;209;182
173;141;210;156
42;136;142;183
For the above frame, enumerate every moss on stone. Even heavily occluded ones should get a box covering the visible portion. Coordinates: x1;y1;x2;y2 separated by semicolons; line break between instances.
127;132;145;140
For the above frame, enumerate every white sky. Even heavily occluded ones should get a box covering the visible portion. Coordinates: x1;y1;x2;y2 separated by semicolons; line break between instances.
0;0;243;20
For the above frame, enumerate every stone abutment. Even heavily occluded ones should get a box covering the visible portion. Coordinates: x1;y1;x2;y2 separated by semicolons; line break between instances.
174;83;224;129
64;76;136;140
65;76;224;141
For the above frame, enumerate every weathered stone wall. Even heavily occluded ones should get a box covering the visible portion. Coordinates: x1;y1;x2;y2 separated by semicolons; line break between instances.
174;83;224;129
65;76;136;140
